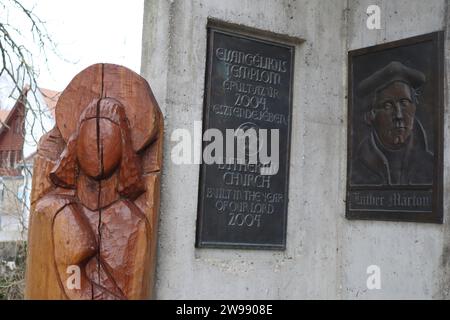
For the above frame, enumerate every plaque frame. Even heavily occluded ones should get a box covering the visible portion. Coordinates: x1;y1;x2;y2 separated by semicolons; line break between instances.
346;31;445;223
196;23;295;249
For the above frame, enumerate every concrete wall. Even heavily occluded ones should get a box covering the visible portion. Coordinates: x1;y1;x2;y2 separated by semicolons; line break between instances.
141;0;448;299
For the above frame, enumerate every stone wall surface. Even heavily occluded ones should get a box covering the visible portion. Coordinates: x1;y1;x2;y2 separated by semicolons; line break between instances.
141;0;448;299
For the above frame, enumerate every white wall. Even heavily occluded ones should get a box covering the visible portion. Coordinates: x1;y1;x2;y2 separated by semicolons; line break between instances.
141;0;449;299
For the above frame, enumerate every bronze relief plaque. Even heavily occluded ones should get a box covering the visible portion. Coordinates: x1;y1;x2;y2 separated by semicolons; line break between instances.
346;32;444;223
196;26;294;249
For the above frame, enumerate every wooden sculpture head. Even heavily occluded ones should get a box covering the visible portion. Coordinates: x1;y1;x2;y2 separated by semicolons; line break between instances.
77;116;122;179
25;64;163;300
77;102;124;180
49;97;145;209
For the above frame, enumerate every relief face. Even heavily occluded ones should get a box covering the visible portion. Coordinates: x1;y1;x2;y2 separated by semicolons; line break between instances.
372;82;416;150
351;62;433;186
346;32;443;223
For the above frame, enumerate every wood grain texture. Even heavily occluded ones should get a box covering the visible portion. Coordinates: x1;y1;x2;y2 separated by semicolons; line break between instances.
25;64;163;300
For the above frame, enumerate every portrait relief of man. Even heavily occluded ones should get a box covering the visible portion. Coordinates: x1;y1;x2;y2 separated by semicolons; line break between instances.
351;61;433;186
347;32;443;223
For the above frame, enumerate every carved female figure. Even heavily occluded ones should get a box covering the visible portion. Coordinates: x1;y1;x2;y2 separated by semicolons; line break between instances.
25;64;162;300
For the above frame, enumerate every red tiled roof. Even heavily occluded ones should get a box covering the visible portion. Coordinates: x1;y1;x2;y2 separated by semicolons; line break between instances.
0;87;59;127
0;109;10;123
40;88;60;119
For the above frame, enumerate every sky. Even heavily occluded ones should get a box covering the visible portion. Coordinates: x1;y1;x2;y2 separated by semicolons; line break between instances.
0;0;145;156
10;0;145;92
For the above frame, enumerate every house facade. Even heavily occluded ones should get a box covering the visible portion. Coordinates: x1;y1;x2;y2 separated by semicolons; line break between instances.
0;88;57;242
0;89;28;242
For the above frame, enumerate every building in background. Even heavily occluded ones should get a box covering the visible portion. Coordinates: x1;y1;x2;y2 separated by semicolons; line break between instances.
0;87;57;242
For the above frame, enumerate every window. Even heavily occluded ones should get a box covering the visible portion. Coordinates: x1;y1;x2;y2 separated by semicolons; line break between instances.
0;151;5;168
0;181;4;202
10;150;16;167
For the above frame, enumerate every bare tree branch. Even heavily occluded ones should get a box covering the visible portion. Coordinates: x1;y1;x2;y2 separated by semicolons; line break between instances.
0;0;61;300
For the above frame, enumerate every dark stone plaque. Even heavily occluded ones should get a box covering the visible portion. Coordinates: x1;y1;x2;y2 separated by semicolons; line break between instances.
196;26;294;249
346;32;444;223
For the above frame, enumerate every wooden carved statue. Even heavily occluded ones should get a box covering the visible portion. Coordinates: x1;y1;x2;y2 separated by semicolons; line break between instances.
25;64;163;299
